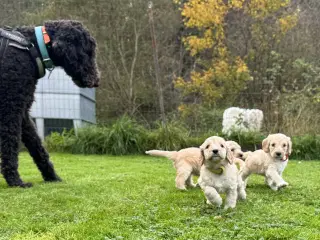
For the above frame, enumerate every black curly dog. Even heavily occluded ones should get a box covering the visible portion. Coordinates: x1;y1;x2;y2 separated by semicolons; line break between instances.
0;20;100;187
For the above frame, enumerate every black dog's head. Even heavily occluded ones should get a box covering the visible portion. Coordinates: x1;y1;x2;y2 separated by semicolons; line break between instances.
45;20;100;88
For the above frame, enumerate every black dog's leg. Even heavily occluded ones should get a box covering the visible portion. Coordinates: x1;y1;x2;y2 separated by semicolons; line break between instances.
21;114;62;182
0;112;32;188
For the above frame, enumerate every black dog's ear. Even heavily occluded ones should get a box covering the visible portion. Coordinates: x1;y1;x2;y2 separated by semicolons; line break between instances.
51;40;66;58
52;40;63;49
51;39;79;69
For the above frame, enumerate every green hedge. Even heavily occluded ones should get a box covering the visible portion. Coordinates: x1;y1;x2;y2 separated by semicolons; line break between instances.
44;117;320;160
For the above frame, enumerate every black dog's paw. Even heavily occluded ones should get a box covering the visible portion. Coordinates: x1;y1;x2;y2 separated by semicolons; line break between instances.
9;182;33;188
20;182;33;188
44;175;62;182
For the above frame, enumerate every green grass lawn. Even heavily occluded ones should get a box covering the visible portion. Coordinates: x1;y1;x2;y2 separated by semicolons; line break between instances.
0;153;319;240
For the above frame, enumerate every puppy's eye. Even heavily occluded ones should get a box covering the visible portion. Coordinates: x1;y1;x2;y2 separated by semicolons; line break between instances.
271;143;275;147
205;145;209;149
231;149;235;152
221;144;224;148
283;144;286;147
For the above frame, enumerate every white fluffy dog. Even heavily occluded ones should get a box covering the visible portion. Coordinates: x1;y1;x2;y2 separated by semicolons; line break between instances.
222;107;264;135
239;133;292;191
198;136;246;209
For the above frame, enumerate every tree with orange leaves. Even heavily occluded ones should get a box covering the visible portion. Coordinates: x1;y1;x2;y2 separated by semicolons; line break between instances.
174;0;298;115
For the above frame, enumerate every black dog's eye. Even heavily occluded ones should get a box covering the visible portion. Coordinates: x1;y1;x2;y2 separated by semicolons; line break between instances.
221;144;224;148
231;148;235;152
283;144;286;147
271;143;275;147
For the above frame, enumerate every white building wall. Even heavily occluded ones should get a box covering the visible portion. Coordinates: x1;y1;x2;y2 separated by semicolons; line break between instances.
30;68;96;140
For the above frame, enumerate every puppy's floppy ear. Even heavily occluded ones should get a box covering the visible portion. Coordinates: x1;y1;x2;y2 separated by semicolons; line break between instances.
262;136;270;153
226;147;234;164
199;139;210;151
200;139;210;166
287;137;292;155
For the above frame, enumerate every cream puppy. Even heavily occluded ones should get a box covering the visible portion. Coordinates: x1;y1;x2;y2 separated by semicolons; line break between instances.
198;136;246;209
145;148;202;190
226;140;245;170
239;133;292;191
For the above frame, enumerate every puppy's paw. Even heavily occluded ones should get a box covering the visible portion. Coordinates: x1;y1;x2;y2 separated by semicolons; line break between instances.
206;200;213;205
176;186;187;191
206;199;222;208
224;204;236;210
238;192;246;200
277;181;288;190
270;185;278;191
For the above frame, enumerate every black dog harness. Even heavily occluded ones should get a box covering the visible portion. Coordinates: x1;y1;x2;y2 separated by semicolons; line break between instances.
0;27;45;78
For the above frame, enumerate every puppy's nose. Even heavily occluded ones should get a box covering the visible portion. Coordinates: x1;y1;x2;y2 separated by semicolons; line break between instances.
276;152;282;157
239;153;243;158
212;149;219;154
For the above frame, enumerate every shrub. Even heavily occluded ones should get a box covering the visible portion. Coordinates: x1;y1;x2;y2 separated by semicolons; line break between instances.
291;135;320;160
106;115;147;155
71;126;109;154
145;121;190;150
44;130;75;152
43;117;320;160
223;131;265;151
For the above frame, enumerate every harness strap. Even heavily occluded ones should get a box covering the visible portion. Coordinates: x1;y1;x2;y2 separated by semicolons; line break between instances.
0;37;9;68
0;28;45;78
29;46;45;77
0;28;31;47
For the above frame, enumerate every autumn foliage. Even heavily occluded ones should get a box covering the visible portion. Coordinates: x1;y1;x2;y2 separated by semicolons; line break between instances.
174;0;298;113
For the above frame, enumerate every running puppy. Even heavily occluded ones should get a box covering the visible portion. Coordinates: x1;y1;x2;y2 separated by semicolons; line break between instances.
226;140;245;169
198;136;246;209
145;148;202;190
239;133;292;191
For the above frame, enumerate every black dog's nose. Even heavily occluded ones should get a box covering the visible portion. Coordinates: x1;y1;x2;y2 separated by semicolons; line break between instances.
212;150;219;154
276;152;282;156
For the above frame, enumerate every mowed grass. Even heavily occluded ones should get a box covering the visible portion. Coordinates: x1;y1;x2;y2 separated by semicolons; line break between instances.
0;153;319;240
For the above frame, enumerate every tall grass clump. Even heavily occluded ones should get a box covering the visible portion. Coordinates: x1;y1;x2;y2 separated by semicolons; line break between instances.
146;121;190;150
106;115;147;155
71;115;146;155
72;125;109;154
44;130;75;152
45;116;146;155
291;135;320;160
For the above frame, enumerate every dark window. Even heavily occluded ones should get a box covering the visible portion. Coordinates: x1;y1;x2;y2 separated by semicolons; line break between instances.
44;119;74;137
